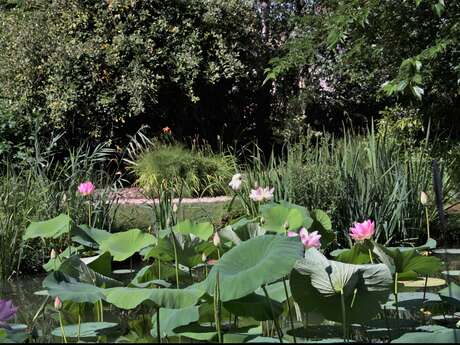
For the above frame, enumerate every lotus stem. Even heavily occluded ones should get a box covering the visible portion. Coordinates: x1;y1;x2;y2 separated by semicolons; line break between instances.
368;249;374;264
170;231;180;288
394;272;400;328
59;311;68;343
262;285;283;343
425;207;431;239
282;278;296;343
88;200;92;228
99;299;104;322
340;289;347;342
77;312;81;342
214;272;223;343
156;307;161;343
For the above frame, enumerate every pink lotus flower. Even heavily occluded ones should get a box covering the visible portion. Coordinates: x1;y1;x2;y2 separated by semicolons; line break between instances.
78;181;95;196
0;299;17;329
349;220;375;241
288;228;321;249
249;186;274;202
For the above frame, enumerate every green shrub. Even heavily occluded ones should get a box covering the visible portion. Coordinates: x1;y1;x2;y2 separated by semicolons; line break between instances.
132;145;235;197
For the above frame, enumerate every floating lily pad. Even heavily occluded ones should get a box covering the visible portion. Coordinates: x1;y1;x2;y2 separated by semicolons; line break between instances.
442;270;460;277
433;249;460;255
399;277;446;288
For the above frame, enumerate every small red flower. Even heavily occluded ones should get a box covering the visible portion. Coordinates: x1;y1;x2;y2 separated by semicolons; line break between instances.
162;126;171;134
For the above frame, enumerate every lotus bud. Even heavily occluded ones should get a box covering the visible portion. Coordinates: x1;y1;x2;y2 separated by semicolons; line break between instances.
420;191;428;206
457;320;460;328
172;203;178;213
283;221;289;230
54;296;62;310
213;232;221;247
202;253;207;262
50;249;57;260
260;217;265;225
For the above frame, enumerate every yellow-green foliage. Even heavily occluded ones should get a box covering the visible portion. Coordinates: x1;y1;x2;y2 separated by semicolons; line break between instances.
133;145;235;197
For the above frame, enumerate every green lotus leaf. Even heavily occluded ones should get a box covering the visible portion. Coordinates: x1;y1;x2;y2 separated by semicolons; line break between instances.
254;280;291;303
261;205;309;233
290;248;392;323
439;283;460;308
151;306;200;337
310;209;336;247
175;220;214;241
223;292;284;321
71;225;112;248
379;245;442;280
203;235;303;301
24;214;71;240
103;285;205;310
99;229;156;261
51;322;118;338
43;246;80;272
58;255;122;288
43;273;105;303
82;252;112;277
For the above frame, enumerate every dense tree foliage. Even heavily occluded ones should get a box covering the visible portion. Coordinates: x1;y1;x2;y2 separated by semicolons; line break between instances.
266;0;459;138
0;0;458;158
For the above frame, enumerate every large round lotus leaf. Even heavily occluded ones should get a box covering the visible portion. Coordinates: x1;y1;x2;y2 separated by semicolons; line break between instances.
51;322;118;338
392;328;460;343
390;292;441;309
24;214;71;240
71;225;112;248
103;285;205;310
290;248;392;323
57;255;122;288
43;246;80;272
379;245;442;280
439;282;460;308
99;229;156;261
203;235;304;301
310;209;335;247
43;273;105;304
261;205;309;233
254;280;291;303
151;306;199;338
223;292;284;321
175;220;214;241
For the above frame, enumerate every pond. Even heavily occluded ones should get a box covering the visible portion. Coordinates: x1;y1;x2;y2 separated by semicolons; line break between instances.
2;251;460;343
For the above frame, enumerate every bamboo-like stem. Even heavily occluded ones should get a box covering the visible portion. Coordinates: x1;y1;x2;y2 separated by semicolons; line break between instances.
262;285;283;343
282;278;296;343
